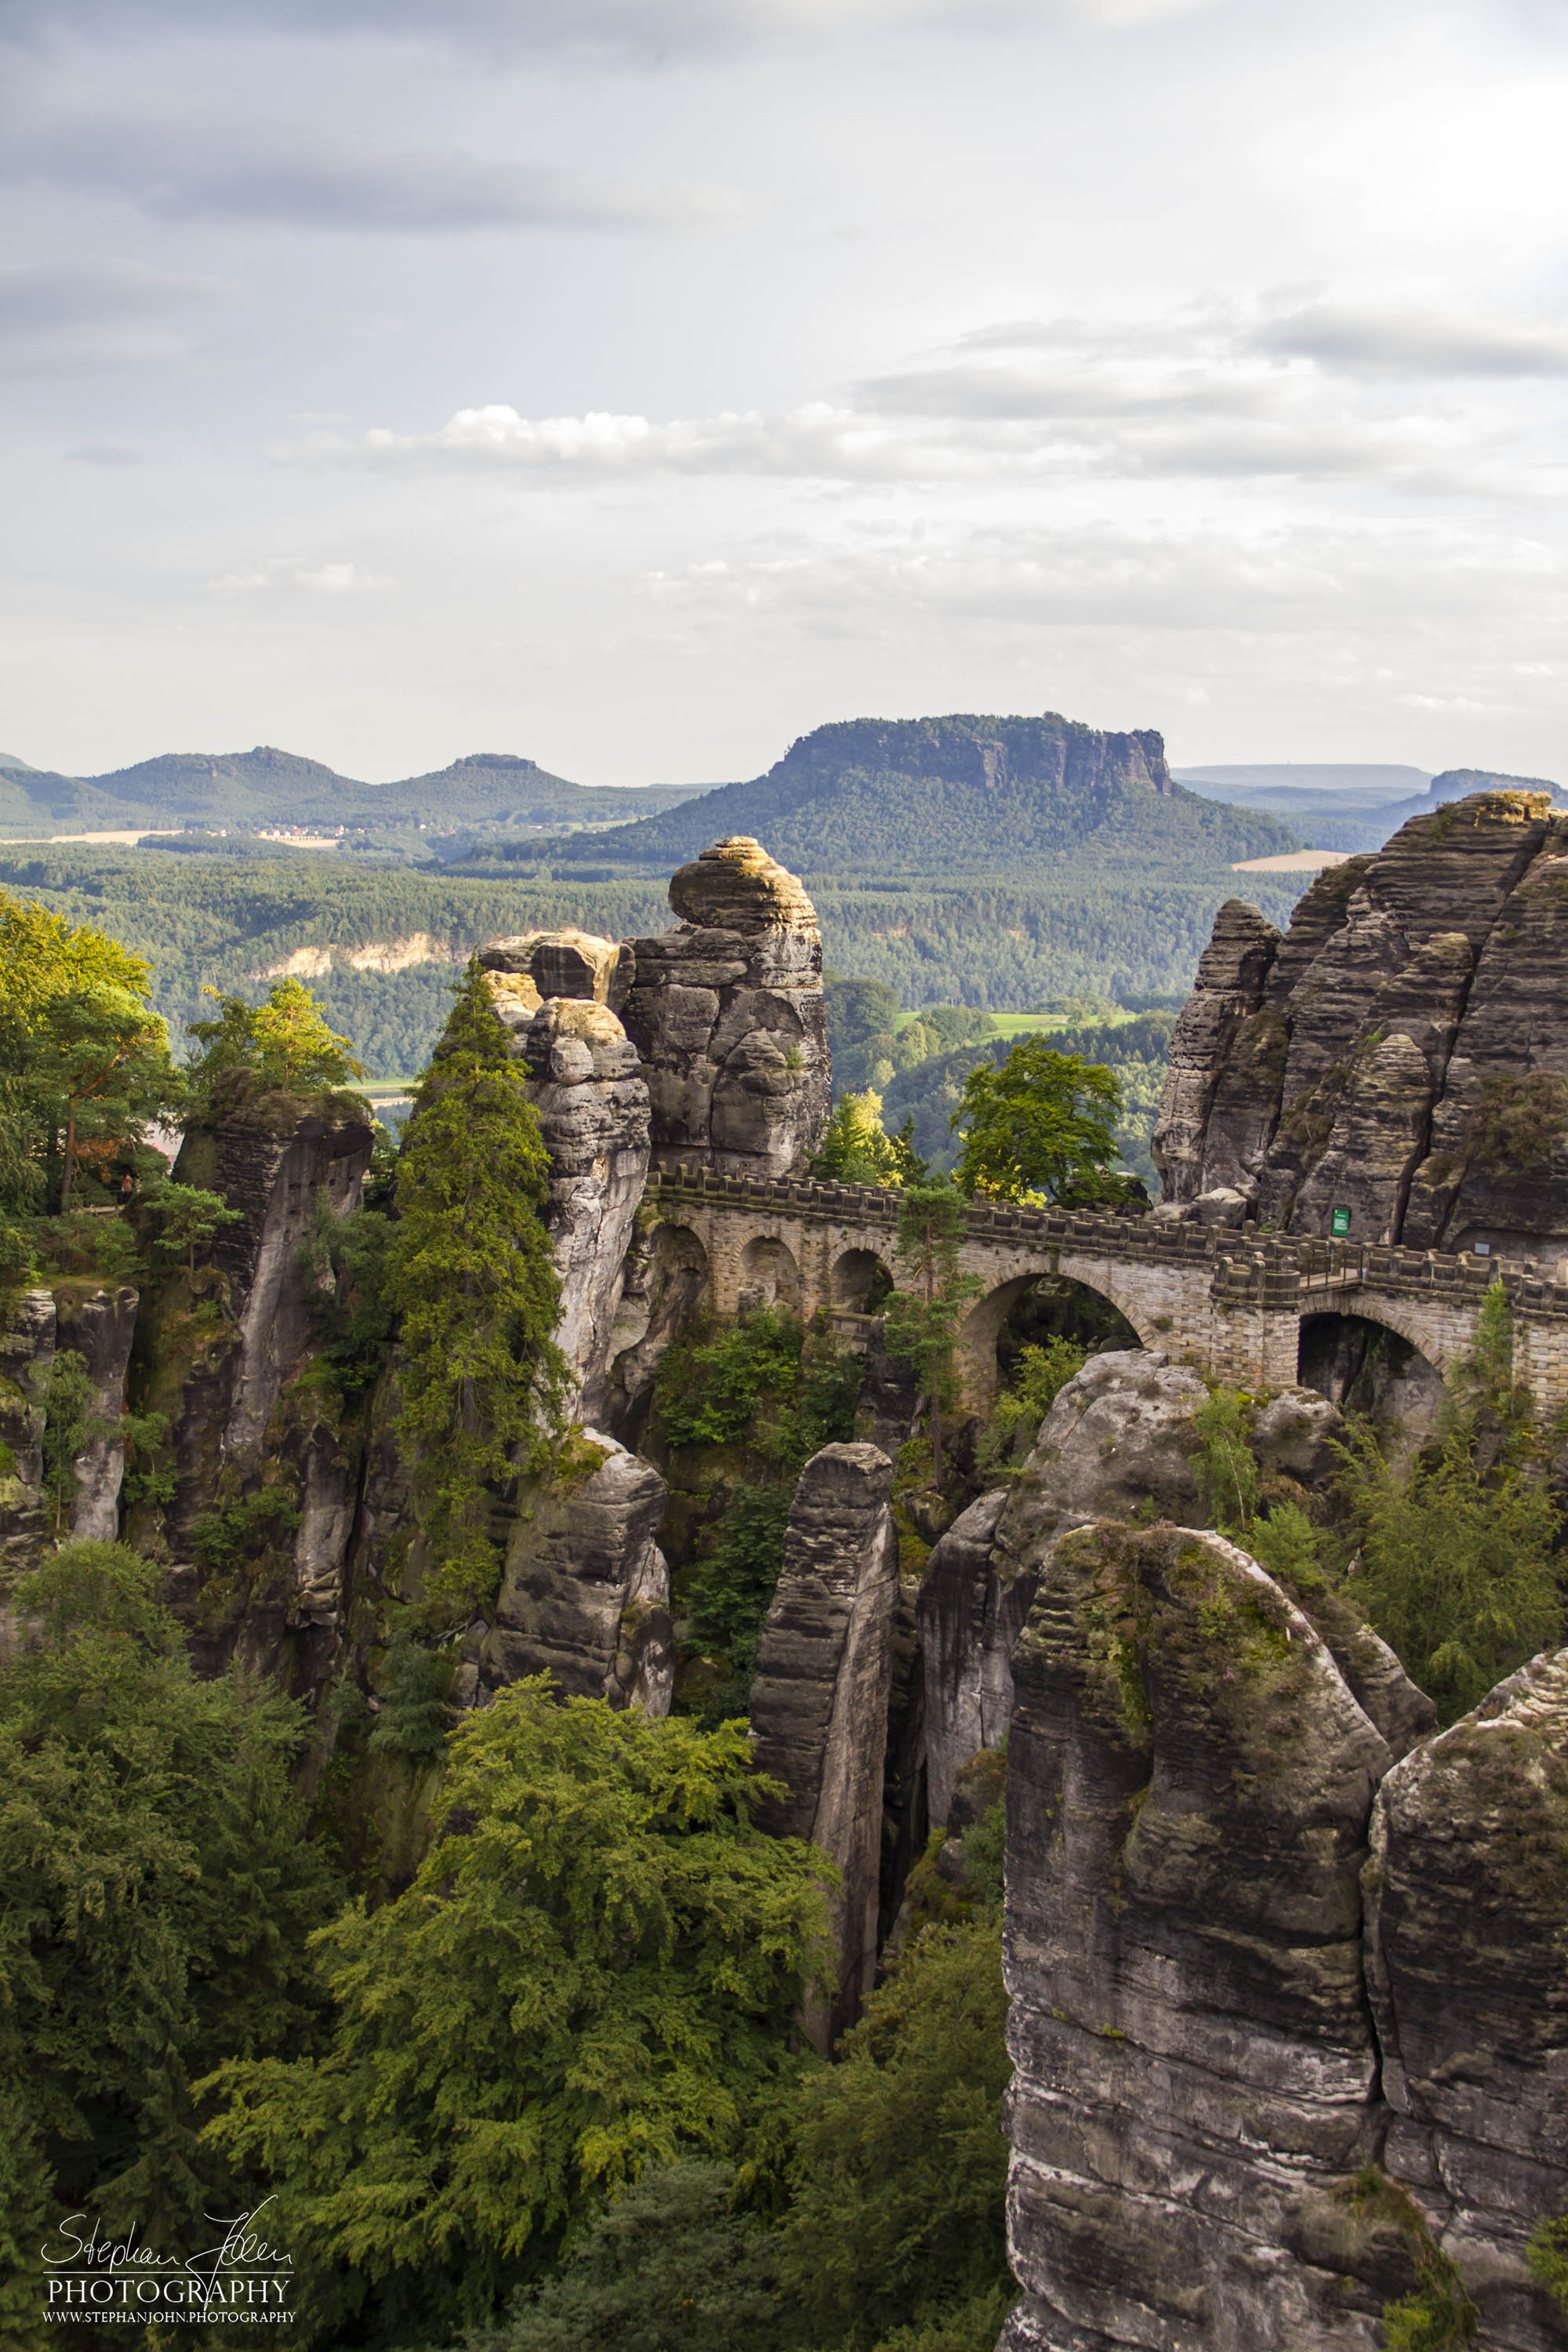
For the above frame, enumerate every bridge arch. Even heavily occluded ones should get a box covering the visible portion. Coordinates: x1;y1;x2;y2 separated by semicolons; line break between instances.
1298;1306;1447;1446
956;1262;1149;1415
739;1233;801;1316
832;1246;894;1312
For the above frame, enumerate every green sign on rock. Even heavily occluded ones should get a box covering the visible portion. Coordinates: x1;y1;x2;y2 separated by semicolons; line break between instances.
1330;1207;1352;1237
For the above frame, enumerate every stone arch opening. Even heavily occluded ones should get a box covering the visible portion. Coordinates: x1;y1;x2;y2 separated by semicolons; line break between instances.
739;1233;801;1317
1298;1311;1445;1452
832;1246;895;1312
958;1269;1140;1417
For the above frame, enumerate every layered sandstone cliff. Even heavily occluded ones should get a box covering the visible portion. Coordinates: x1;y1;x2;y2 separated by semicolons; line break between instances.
1152;790;1568;1256
998;1519;1567;2352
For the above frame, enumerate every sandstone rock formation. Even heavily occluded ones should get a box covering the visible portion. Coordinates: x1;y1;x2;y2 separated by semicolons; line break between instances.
920;1354;1348;1827
916;1487;1016;1831
480;1434;673;1715
750;1441;898;2046
517;996;651;1424
1001;1521;1404;2351
1153;792;1568;1257
165;1089;376;1490
620;836;831;1177
56;1283;140;1541
477;925;629;1012
129;1088;374;1676
1365;1647;1568;2351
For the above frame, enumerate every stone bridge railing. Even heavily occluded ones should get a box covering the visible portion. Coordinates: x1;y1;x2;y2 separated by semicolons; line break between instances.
644;1166;1568;1411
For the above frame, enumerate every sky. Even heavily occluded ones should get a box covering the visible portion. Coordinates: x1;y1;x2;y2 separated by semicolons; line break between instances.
3;0;1568;788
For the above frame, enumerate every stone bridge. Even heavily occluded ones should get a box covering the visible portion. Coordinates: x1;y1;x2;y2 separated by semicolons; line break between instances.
643;1166;1568;1414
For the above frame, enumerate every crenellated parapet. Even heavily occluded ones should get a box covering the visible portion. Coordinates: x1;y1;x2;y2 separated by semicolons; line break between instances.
637;1167;1568;1413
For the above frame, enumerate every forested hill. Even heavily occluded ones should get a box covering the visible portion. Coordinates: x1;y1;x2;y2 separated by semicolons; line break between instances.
0;746;702;839
474;713;1301;877
0;843;1309;1073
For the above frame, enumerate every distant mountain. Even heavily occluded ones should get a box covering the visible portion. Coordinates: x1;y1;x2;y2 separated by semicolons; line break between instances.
482;713;1301;880
1176;760;1566;855
1175;763;1430;811
0;745;705;840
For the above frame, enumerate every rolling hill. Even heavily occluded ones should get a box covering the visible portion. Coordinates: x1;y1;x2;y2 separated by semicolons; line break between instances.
0;746;703;840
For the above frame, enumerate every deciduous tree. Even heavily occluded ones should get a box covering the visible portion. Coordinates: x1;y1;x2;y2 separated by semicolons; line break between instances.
951;1039;1123;1207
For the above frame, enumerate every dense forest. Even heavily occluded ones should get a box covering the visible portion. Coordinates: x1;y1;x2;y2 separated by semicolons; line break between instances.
0;844;1301;1075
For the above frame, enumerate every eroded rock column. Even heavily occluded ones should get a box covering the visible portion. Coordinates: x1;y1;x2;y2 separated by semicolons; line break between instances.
1002;1522;1402;2351
750;1441;898;2047
1365;1648;1568;2352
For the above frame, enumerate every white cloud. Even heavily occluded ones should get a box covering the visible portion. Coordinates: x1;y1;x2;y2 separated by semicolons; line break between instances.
332;292;1565;493
208;557;394;597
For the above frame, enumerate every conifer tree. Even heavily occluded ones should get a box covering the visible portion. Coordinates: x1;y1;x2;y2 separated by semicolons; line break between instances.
386;963;565;1613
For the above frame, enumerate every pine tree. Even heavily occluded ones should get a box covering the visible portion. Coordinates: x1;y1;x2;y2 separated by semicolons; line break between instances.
386;964;566;1614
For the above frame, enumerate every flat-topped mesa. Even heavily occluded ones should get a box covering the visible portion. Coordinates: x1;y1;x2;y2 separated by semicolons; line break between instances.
1153;789;1568;1255
621;835;831;1178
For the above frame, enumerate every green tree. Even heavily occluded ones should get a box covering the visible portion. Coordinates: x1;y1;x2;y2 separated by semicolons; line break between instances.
811;1089;909;1187
185;975;365;1101
775;1920;1013;2352
452;2161;792;2352
1337;1424;1562;1724
0;889;176;1210
385;964;566;1613
950;1039;1124;1206
143;1175;245;1276
39;1345;95;1535
1528;2212;1568;2323
1190;1384;1261;1536
202;1682;833;2349
884;1185;981;1488
0;1542;339;2349
975;1336;1087;1477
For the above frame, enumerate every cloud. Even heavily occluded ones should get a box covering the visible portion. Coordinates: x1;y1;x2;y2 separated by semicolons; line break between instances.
333;284;1559;491
644;514;1568;647
0;259;231;368
65;441;152;465
208;557;394;597
2;116;726;234
0;0;1223;59
1248;299;1568;379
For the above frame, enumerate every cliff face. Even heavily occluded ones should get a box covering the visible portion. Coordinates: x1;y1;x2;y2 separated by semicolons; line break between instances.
1152;791;1568;1256
1365;1650;1568;2352
480;1437;673;1715
996;1505;1567;2350
1002;1522;1400;2351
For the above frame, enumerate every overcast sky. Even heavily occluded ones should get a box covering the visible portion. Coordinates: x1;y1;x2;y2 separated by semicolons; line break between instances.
3;0;1568;786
